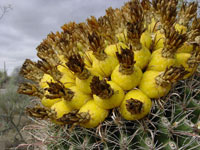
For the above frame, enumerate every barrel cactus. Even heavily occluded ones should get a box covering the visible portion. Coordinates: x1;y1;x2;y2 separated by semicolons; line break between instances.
18;0;200;149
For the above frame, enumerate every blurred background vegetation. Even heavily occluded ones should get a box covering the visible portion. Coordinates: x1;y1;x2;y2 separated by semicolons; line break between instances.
0;4;33;150
0;65;33;149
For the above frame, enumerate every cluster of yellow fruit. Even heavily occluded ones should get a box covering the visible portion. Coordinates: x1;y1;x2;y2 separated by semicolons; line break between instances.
18;0;200;128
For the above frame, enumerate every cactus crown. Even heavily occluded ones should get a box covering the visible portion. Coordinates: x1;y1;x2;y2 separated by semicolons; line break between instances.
17;0;200;149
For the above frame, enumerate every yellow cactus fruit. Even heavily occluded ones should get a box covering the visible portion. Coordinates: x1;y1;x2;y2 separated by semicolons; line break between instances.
64;86;92;109
175;24;187;34
60;74;75;88
147;18;158;33
65;53;94;94
177;42;193;53
51;100;73;119
41;97;61;108
139;70;171;99
119;89;152;120
176;53;193;79
18;0;200;129
76;75;93;94
58;65;75;88
140;66;188;98
58;55;67;65
57;65;75;80
140;31;152;49
86;30;119;77
116;29;127;43
153;30;165;51
39;74;55;89
104;42;128;57
148;26;188;72
90;76;124;109
78;100;109;128
134;45;151;70
176;51;199;79
86;67;103;78
147;49;177;71
149;26;187;71
111;65;142;90
92;55;118;77
111;47;143;90
84;50;95;67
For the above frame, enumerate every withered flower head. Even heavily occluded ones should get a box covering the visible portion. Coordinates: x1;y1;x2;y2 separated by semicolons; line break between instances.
44;82;74;101
18;83;43;98
36;60;62;81
152;0;178;29
116;45;135;75
162;27;187;58
188;17;200;42
87;31;107;60
126;98;144;115
178;2;197;26
56;110;80;125
20;59;44;82
90;76;114;99
66;52;90;80
156;66;189;86
187;48;200;68
76;112;91;123
26;105;50;120
36;39;61;67
122;0;145;49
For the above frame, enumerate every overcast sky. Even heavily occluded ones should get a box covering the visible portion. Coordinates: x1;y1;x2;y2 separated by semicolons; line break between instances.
0;0;129;75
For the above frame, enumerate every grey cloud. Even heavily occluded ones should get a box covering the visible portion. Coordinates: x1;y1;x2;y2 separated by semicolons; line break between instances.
3;0;128;39
0;0;128;74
